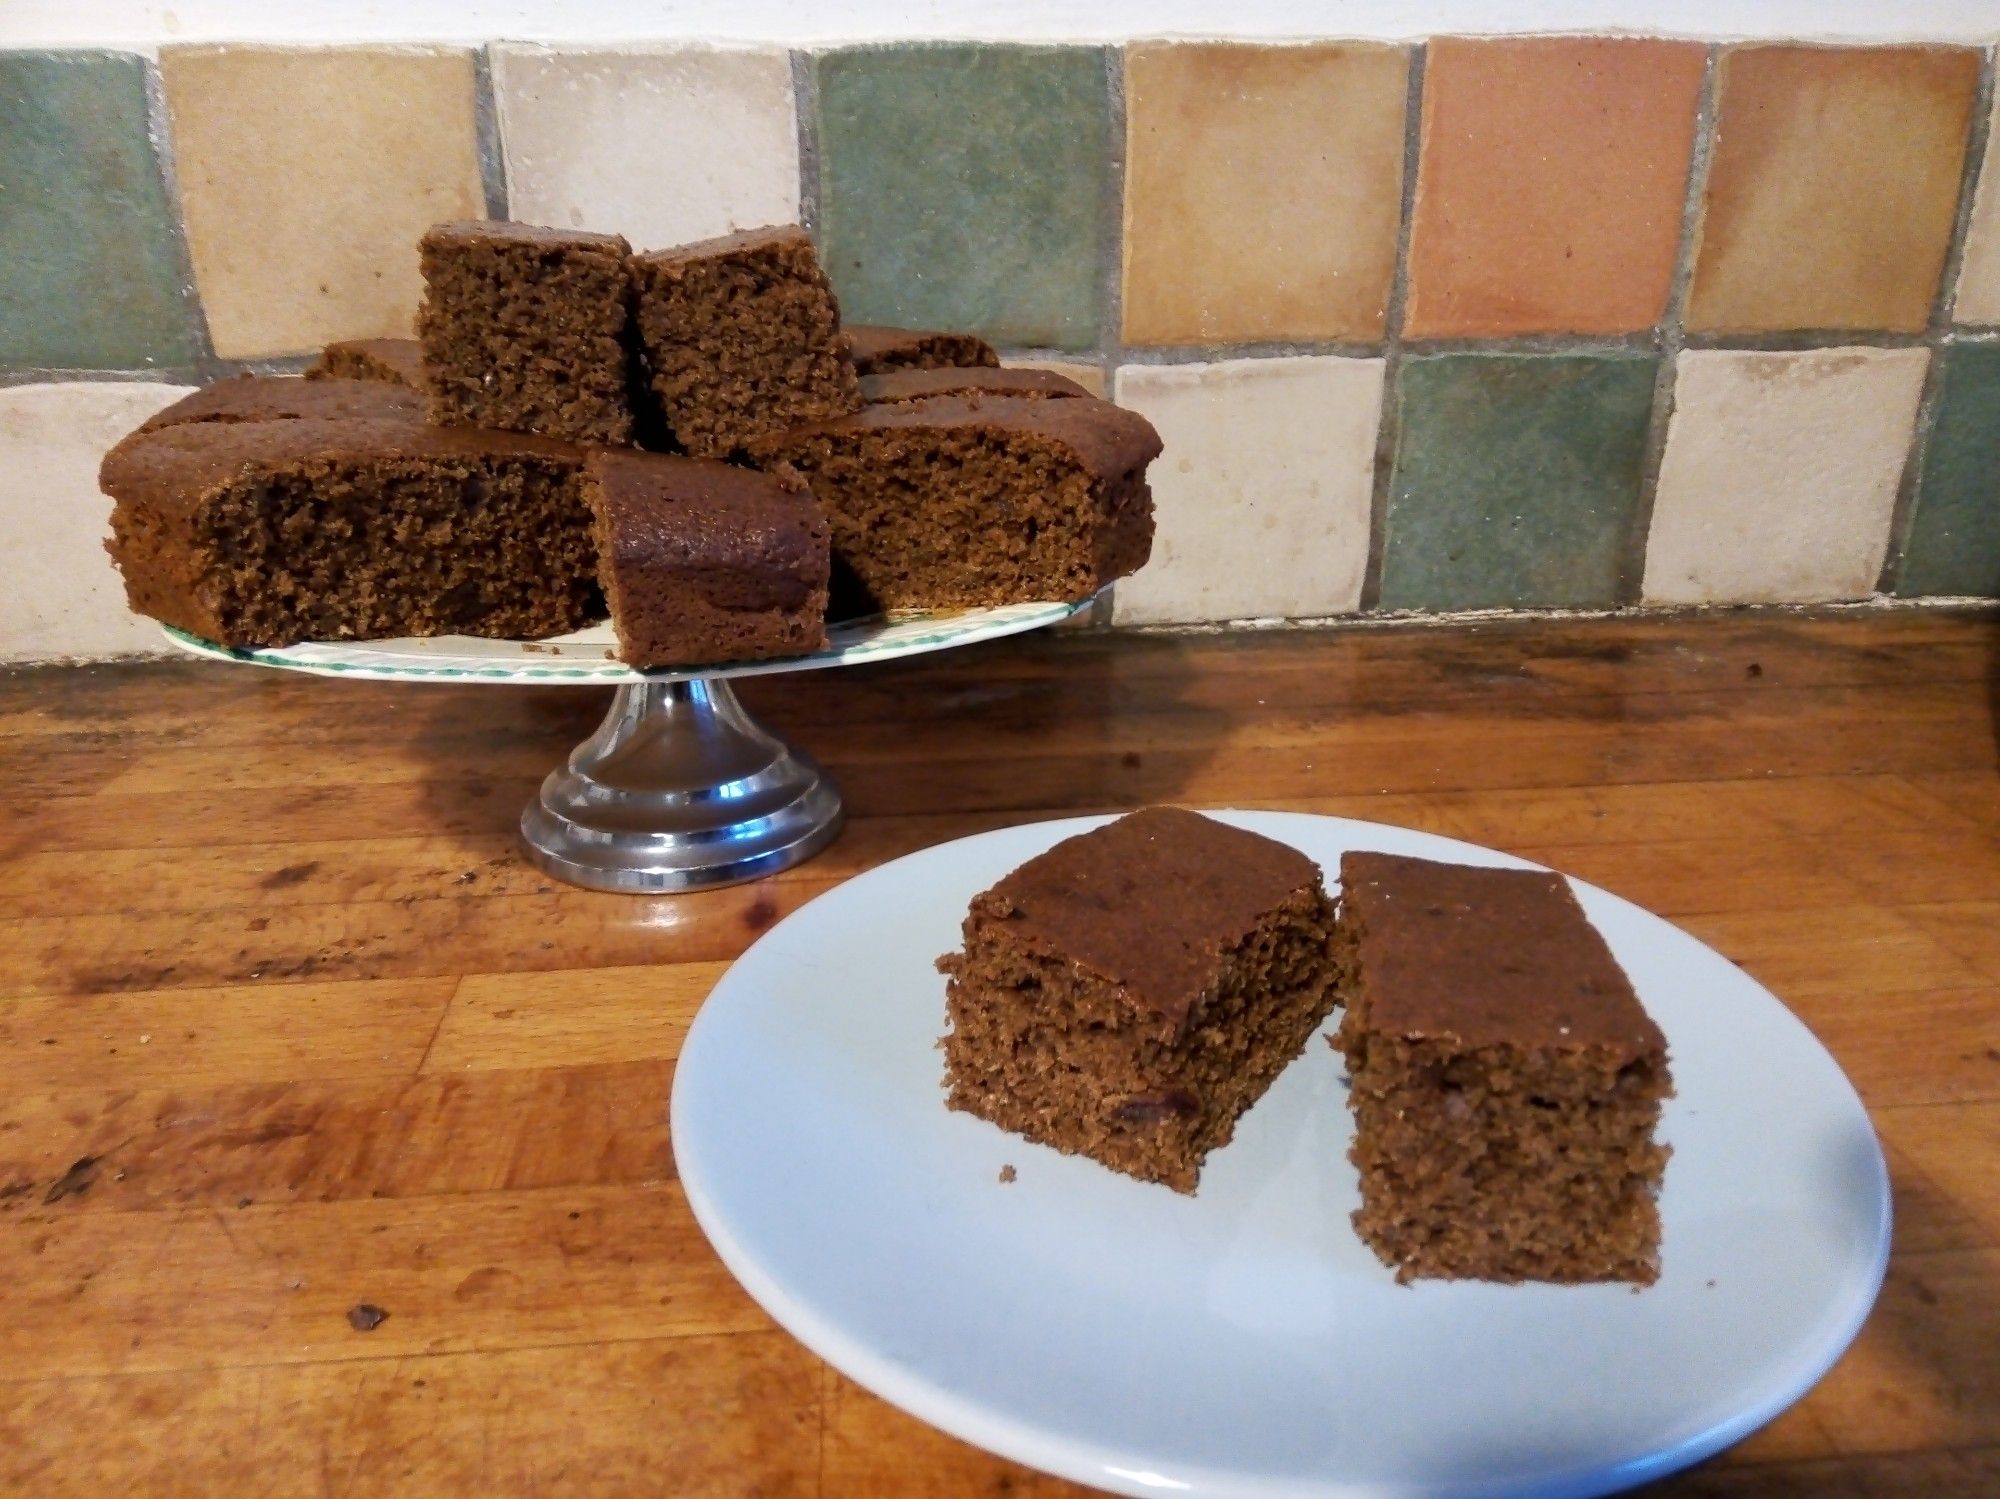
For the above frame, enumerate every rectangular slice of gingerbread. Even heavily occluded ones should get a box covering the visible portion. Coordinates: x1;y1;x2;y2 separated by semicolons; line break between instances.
1332;851;1672;1284
140;375;420;432
630;226;860;458
858;366;1090;406
418;220;636;444
747;392;1159;613
584;450;830;669
100;416;595;647
306;337;427;389
844;324;1000;374
938;807;1344;1193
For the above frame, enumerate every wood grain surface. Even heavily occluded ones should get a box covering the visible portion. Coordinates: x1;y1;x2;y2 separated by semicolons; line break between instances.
2;610;1996;1496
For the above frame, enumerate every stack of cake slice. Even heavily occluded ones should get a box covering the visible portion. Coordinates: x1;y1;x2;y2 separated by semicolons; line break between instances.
101;218;1160;667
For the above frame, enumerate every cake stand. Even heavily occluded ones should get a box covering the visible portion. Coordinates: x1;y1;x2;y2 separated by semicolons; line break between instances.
163;598;1092;893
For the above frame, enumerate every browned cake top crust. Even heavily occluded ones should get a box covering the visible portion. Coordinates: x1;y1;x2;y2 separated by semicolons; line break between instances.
140;376;420;432
859;367;1091;405
587;450;827;610
756;392;1163;480
633;223;811;274
422;219;631;255
976;807;1323;1024
1340;851;1663;1055
844;324;1000;370
101;416;582;507
308;337;427;386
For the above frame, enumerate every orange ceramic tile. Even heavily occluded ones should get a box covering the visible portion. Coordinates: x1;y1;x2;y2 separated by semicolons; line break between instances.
1122;42;1409;345
1403;36;1705;338
1687;45;1981;334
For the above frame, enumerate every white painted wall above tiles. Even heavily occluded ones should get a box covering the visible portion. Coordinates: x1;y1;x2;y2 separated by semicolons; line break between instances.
13;0;2000;45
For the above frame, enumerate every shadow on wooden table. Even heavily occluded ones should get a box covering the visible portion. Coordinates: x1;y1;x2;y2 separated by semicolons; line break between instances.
1990;619;2000;770
744;629;1235;824
393;629;1236;877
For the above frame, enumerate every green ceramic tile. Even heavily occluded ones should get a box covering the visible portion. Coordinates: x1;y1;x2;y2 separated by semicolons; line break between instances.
1380;353;1658;611
1898;345;2000;598
0;52;196;368
815;44;1108;350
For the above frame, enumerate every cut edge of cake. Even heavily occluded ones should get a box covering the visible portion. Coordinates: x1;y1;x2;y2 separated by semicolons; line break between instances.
1331;850;1673;1285
629;223;861;459
938;807;1345;1194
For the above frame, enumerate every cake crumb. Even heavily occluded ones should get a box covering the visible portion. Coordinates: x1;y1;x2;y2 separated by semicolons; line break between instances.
998;1164;1017;1184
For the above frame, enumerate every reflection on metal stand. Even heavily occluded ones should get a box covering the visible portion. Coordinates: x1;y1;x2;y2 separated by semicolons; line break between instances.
521;677;842;893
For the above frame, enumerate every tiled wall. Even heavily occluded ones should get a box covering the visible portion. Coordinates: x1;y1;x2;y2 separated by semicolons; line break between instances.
4;37;1999;659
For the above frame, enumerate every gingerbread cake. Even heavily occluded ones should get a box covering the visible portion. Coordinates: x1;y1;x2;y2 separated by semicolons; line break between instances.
938;808;1344;1193
307;337;427;389
748;393;1159;613
859;367;1090;406
418;220;636;444
101;416;595;648
1332;852;1672;1284
141;375;420;432
845;324;1000;374
631;226;860;458
585;450;830;668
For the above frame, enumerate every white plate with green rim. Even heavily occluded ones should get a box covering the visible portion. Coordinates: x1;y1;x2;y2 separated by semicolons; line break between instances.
672;810;1891;1499
161;596;1089;684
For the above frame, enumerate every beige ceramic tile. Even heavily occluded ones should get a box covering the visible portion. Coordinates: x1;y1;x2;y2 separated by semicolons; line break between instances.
1953;96;2000;325
491;45;799;254
1643;347;1929;606
1122;43;1408;345
1688;45;1982;334
1;382;196;662
1002;357;1107;397
1111;356;1383;625
159;46;484;358
1405;36;1705;337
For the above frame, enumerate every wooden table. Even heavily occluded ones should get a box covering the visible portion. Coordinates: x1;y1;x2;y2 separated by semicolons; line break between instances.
1;611;1996;1496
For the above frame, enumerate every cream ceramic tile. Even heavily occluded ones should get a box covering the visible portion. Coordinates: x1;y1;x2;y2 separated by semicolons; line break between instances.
1002;357;1106;396
1953;96;2000;325
1110;357;1383;626
491;45;799;254
159;46;484;359
1;382;196;661
1643;347;1929;605
1122;42;1409;344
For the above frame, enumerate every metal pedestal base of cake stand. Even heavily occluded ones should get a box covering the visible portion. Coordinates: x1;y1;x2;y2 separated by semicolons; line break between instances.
520;677;844;893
